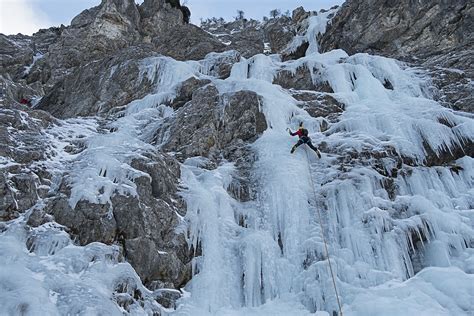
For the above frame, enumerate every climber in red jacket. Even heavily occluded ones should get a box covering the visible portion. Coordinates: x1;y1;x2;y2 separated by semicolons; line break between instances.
19;98;32;107
288;122;321;157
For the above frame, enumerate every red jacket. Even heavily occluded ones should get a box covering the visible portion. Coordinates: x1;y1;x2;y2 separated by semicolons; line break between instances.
290;129;304;137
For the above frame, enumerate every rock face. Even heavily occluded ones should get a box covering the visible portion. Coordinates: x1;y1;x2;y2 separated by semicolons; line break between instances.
0;102;194;291
151;24;226;61
0;0;257;295
320;0;473;112
0;0;226;117
273;64;334;93
200;14;302;57
163;85;268;203
38;46;158;118
0;106;55;220
0;34;35;80
158;85;267;161
320;0;472;59
264;16;296;54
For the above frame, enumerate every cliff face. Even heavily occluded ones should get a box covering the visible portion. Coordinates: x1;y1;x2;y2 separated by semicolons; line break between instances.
321;0;472;58
0;1;473;315
1;0;225;117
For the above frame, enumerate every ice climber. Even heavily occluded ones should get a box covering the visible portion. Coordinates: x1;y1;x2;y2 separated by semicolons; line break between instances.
288;122;321;158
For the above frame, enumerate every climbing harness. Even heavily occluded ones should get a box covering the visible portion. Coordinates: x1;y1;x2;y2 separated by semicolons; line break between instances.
304;147;344;316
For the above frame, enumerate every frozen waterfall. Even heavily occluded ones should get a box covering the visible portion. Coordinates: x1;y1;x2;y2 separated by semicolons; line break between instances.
173;24;474;316
1;8;472;316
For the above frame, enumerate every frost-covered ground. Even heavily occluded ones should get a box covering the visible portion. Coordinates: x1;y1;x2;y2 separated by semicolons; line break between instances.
1;9;473;316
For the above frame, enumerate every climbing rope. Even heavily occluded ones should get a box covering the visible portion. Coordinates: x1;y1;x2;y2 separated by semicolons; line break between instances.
304;147;344;316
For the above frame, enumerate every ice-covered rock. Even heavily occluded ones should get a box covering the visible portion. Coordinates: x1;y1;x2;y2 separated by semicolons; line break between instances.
319;0;473;112
0;216;164;315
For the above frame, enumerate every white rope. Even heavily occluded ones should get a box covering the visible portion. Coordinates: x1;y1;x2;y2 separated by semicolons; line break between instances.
304;147;343;316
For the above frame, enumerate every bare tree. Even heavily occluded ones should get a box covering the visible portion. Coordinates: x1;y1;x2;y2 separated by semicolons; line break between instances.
236;10;245;20
269;9;280;19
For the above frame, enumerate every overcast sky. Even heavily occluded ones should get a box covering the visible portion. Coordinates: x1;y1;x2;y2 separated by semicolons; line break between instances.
0;0;343;35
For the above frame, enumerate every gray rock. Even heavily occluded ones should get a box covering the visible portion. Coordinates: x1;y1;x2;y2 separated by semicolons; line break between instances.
26;206;53;227
292;7;310;25
274;66;316;90
273;65;333;92
263;17;295;54
0;35;34;81
229;26;265;58
139;0;184;36
292;91;344;128
154;288;182;309
281;41;309;62
152;24;226;61
156;85;267;204
140;0;226;61
170;77;210;109
158;85;266;160
31;26;64;55
38;46;158;118
201;51;241;79
201;15;302;56
0;106;56;220
41;0;142;79
320;0;472;59
46;195;117;245
70;6;101;27
0;171;18;221
10;173;38;211
424;55;473;113
0;107;53;164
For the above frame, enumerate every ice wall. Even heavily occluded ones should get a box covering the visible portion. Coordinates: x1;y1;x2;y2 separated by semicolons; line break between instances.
175;26;474;316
